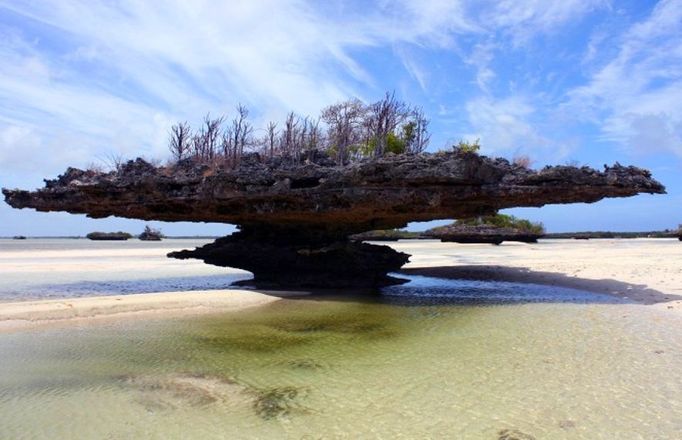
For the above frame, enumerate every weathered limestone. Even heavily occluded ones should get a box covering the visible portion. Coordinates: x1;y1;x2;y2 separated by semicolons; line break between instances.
3;151;665;287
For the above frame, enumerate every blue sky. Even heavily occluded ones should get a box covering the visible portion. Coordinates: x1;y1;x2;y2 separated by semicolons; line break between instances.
1;0;681;235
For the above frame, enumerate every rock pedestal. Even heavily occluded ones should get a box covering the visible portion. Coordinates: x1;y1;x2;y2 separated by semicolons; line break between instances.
169;225;410;288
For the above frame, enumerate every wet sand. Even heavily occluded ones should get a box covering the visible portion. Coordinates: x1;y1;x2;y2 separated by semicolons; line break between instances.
0;290;281;332
2;238;681;331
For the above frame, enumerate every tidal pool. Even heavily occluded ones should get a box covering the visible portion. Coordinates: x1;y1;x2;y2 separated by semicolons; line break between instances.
1;277;681;439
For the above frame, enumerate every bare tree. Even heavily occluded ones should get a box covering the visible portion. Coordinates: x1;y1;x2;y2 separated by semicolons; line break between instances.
307;117;322;151
321;98;366;164
403;107;430;154
265;121;278;158
366;92;408;157
227;104;253;164
103;152;126;172
169;91;431;166
221;125;235;162
204;114;223;160
298;116;309;155
191;114;223;161
168;121;192;161
190;132;203;160
280;112;299;158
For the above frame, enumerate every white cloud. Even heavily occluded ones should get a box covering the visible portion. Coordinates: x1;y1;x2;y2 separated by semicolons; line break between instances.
567;0;682;157
0;2;339;173
0;0;492;175
388;0;482;46
481;0;608;44
464;41;497;92
395;46;428;91
458;93;575;164
0;0;632;180
465;95;556;156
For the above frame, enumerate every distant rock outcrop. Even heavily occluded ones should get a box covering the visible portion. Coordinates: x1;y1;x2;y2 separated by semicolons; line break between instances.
424;214;544;245
3;151;666;287
350;229;421;242
139;225;164;241
86;231;133;241
424;224;542;245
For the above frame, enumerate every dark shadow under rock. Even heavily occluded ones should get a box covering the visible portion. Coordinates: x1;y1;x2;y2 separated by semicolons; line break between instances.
402;265;682;306
169;225;410;289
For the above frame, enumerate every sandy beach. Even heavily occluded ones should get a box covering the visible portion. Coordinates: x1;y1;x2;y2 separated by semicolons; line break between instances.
0;239;270;332
2;238;681;331
0;289;281;332
395;238;682;312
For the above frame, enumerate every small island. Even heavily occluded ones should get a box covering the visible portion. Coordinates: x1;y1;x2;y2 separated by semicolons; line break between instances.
86;231;133;241
423;214;545;245
139;226;164;241
350;229;422;241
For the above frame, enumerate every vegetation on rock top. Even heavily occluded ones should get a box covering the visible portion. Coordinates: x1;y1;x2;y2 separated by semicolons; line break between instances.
166;92;432;169
456;214;545;235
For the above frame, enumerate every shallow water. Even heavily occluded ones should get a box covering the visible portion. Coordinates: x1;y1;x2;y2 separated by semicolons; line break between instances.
0;238;250;300
1;240;681;439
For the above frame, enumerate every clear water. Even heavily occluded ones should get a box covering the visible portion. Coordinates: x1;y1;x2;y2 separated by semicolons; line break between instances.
0;240;681;439
0;239;250;300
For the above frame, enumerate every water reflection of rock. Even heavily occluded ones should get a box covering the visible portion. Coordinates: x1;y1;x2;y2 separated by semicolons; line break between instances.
187;300;405;358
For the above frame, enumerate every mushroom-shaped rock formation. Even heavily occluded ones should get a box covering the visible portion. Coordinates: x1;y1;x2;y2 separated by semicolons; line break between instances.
3;151;665;288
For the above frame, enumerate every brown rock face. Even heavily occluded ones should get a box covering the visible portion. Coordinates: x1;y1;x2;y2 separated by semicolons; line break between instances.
423;224;543;245
3;151;665;288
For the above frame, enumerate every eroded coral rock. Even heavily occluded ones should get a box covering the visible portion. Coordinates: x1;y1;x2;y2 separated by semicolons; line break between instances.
3;152;665;288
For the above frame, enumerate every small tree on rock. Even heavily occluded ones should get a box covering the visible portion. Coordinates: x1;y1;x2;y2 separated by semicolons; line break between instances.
169;121;192;161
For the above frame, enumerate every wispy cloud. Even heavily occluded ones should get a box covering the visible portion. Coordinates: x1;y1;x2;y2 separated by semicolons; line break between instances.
0;0;674;178
567;0;682;156
480;0;609;44
0;0;481;174
463;95;573;161
464;41;497;93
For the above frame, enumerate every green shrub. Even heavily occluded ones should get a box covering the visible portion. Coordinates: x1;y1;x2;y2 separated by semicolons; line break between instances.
458;214;544;234
386;132;406;154
453;138;481;154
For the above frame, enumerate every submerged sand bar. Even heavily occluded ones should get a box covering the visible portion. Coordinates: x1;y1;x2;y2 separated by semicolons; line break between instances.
0;290;280;332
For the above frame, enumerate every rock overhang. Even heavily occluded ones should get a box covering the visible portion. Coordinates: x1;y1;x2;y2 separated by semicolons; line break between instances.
2;152;666;234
